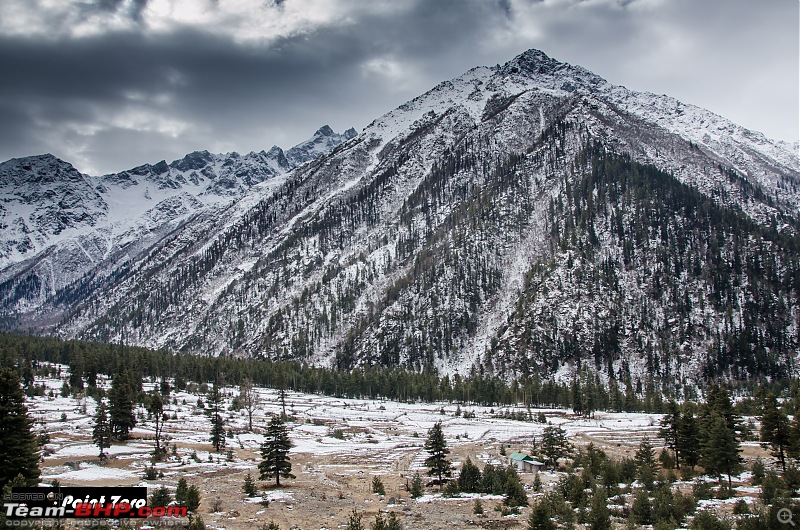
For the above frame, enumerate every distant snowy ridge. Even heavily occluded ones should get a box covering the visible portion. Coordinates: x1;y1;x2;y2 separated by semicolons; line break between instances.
0;126;355;305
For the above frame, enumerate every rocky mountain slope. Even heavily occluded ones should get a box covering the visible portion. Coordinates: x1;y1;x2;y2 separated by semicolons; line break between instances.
2;49;799;391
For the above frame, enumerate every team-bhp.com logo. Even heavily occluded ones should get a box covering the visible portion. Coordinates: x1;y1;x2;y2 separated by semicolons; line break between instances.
4;487;187;522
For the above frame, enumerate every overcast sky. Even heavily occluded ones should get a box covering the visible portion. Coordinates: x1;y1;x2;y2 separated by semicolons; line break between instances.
1;0;797;176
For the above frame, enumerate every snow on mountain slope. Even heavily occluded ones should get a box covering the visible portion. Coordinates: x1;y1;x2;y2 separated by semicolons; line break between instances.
3;49;800;387
0;126;356;310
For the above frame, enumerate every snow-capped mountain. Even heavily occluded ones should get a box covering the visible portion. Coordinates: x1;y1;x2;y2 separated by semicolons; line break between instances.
0;126;356;310
2;49;799;390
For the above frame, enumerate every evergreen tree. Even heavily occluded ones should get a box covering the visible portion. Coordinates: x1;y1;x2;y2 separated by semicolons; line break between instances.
789;411;800;461
659;400;681;468
175;478;188;505
210;412;226;452
424;421;452;483
208;378;225;452
634;437;657;491
243;472;257;497
527;500;555;530
760;392;790;472
410;472;424;498
589;486;611;530
347;508;364;530
572;379;583;416
92;400;112;458
631;488;653;526
0;367;40;489
457;457;482;493
68;352;85;391
149;486;172;507
186;515;206;530
700;412;742;489
541;425;572;467
371;476;385;495
369;511;401;530
678;404;700;469
259;415;294;487
108;370;136;439
184;485;201;512
504;466;528;507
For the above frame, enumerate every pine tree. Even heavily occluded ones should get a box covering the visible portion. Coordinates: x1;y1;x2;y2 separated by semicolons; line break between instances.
540;425;572;468
243;471;257;497
631;488;653;526
175;478;188;505
186;515;206;530
760;392;790;471
149;486;172;507
634;437;657;491
92;400;112;458
589;486;611;530
208;378;226;452
527;500;555;530
108;370;136;439
424;421;452;483
659;400;681;468
701;411;742;489
504;466;528;507
458;457;482;493
572;379;583;416
410;472;424;498
210;412;226;452
370;512;401;530
789;410;800;460
184;485;201;512
347;508;364;530
0;367;40;489
678;405;700;469
259;415;294;487
371;476;386;495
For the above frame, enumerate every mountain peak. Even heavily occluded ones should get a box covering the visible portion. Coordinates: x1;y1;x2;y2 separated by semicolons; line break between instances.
315;125;335;137
501;48;562;75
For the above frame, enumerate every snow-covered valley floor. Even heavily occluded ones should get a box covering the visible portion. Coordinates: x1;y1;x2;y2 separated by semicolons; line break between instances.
25;364;769;529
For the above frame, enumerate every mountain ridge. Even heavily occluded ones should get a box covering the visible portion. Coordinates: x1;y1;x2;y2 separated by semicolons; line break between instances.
2;49;799;390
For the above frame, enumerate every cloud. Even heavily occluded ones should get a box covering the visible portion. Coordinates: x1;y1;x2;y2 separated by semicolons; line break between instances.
0;0;796;174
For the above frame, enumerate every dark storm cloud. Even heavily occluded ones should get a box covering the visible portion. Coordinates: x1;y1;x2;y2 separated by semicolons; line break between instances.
0;0;515;174
0;0;795;175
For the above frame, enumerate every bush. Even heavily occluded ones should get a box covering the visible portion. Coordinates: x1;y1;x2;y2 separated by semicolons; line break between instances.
372;476;386;496
688;509;731;530
732;499;750;515
442;480;461;498
186;515;206;530
473;499;484;515
751;458;765;485
692;480;714;500
143;466;158;480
